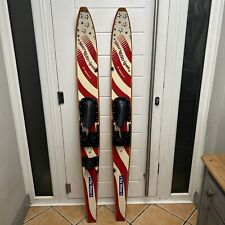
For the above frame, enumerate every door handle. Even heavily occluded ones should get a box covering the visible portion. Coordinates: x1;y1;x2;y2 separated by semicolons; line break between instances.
155;97;160;106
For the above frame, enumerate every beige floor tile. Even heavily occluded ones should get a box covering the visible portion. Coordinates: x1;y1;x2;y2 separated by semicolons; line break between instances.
133;205;184;225
106;204;149;223
24;206;49;222
126;204;149;223
78;206;128;225
25;208;70;225
157;203;195;220
188;210;198;225
54;205;86;224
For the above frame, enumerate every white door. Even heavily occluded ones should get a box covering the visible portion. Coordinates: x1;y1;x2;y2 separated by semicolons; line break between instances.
157;0;219;199
29;0;219;203
50;0;156;199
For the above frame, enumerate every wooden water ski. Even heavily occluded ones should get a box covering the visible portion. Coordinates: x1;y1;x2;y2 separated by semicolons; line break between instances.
111;8;132;221
76;7;99;223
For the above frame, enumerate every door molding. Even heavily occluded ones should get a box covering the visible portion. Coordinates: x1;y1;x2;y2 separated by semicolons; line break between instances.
158;0;225;198
0;0;34;196
30;0;67;203
157;0;190;198
2;0;71;203
189;0;225;195
146;0;171;196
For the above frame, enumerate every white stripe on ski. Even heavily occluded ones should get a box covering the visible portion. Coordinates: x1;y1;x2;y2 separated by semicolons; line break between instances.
112;90;118;100
83;168;97;220
112;69;131;97
78;90;84;101
116;146;129;171
113;162;126;218
77;66;98;98
84;147;97;158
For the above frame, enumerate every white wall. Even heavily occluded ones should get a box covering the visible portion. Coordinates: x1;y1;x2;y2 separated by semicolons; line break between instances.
204;8;225;154
0;38;26;224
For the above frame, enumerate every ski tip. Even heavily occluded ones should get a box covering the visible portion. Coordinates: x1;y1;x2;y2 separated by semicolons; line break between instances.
79;6;89;13
117;7;127;12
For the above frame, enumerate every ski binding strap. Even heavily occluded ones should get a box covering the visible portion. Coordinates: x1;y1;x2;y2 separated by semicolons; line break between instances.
80;125;99;147
82;156;99;170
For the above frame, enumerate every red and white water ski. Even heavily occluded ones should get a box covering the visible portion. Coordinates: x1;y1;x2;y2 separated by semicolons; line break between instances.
76;7;99;223
111;8;132;221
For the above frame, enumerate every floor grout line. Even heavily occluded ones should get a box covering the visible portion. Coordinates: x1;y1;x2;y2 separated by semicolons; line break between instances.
52;206;74;225
24;204;197;225
23;206;51;224
130;204;152;224
155;204;191;222
184;207;196;224
76;205;103;224
104;205;115;213
76;216;88;225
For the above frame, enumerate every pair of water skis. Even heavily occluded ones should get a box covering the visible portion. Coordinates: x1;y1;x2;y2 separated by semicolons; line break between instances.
76;7;132;222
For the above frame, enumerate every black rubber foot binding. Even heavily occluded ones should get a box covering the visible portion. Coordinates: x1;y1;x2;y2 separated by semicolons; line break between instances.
82;156;99;170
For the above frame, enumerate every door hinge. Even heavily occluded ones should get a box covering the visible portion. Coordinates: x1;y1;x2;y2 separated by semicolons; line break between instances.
65;183;71;194
57;91;64;105
157;163;160;174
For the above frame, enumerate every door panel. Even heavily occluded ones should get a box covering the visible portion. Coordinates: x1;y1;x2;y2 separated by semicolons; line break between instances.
171;0;212;193
50;0;154;198
158;0;215;197
8;0;53;196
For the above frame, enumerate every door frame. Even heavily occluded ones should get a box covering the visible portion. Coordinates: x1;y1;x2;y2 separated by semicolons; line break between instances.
0;0;33;196
157;0;225;199
1;0;68;204
2;0;224;205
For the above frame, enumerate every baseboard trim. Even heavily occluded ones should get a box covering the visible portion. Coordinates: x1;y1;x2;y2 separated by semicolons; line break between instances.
31;195;194;206
13;194;30;225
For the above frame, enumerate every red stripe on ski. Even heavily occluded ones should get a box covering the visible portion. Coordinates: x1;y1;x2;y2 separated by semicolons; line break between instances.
112;48;131;87
83;177;96;222
81;35;97;64
120;122;128;132
88;124;96;132
81;147;86;157
117;35;132;63
77;48;98;88
113;176;125;221
78;80;96;99
112;79;129;99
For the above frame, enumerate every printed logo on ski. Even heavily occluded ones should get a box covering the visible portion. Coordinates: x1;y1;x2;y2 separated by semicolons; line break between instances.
89;177;93;197
119;176;124;196
114;39;130;71
78;40;96;72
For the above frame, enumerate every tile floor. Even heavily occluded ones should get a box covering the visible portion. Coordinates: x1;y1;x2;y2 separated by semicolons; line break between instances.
24;203;197;225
